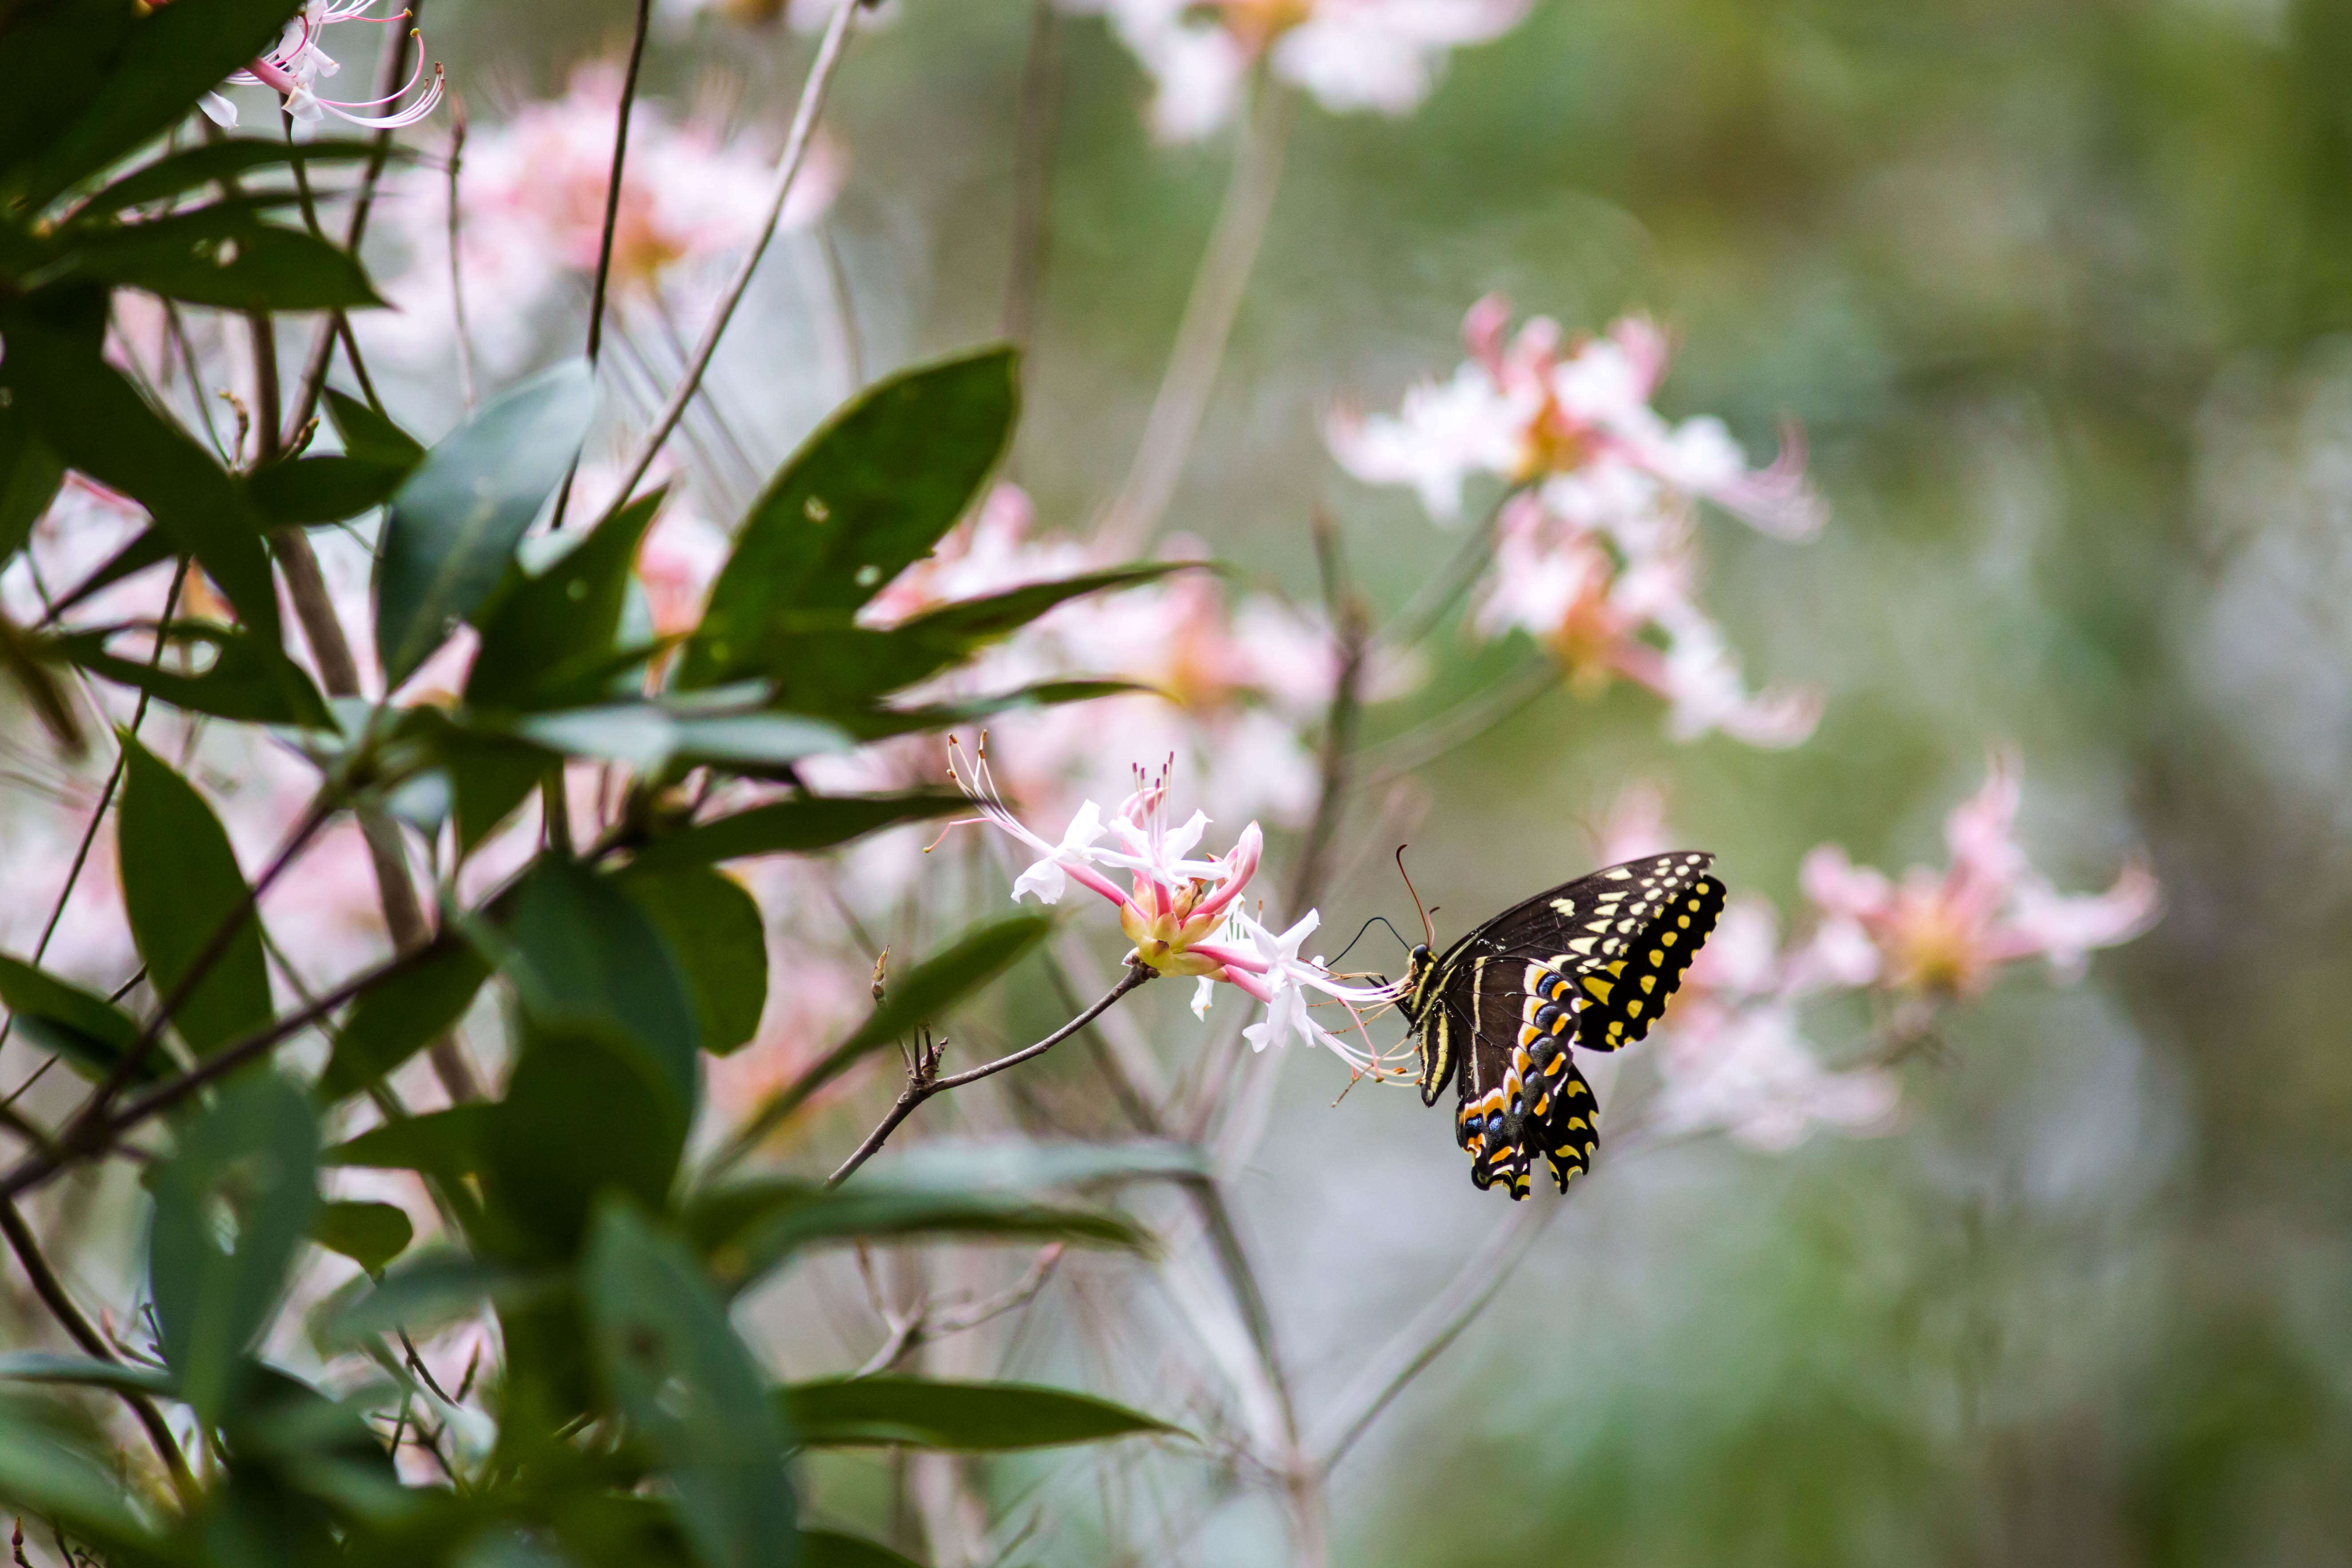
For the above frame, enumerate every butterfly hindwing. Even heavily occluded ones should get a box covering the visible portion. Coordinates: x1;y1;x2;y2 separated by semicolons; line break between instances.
1407;852;1724;1200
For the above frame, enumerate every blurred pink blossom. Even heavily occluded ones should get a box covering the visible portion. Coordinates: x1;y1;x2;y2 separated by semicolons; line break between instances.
1650;1000;1901;1153
363;65;843;373
1060;0;1529;142
660;0;899;30
1797;752;2161;997
1331;299;1823;538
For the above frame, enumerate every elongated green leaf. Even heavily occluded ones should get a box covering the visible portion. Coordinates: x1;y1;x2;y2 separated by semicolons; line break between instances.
486;857;700;1108
618;864;768;1056
43;524;173;623
687;1179;1144;1296
781;1377;1175;1451
839;679;1151;743
583;1201;797;1568
799;1532;923;1568
629;791;968;871
867;1140;1210;1194
76;137;391;218
0;1352;176;1398
318;939;489;1099
67;205;379;311
308;1201;414;1274
512;703;848;775
5;0;305;210
147;1071;320;1424
0;953;164;1085
0;294;282;641
318;1253;549;1346
467;488;662;711
61;619;333;727
323;1104;494;1182
250;389;424;525
118;736;274;1057
726;915;1051;1152
375;361;596;687
683;349;1018;689
0;1401;163;1559
483;1024;689;1262
0;406;64;565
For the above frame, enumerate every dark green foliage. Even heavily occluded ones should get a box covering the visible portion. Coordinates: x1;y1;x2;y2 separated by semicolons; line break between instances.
318;939;492;1098
146;1073;321;1425
60;620;334;727
682;349;1018;689
618;864;770;1056
0;953;158;1084
118;736;276;1058
467;489;664;711
249;392;427;525
781;1377;1175;1451
307;1202;415;1274
374;361;597;687
625;791;969;869
58;201;380;311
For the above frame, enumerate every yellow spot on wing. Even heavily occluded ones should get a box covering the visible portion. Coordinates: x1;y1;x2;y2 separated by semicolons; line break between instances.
1583;977;1614;1004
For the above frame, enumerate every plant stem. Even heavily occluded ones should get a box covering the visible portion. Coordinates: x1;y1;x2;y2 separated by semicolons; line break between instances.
0;940;450;1204
999;0;1062;349
0;1199;194;1497
610;0;863;505
586;0;653;369
444;91;476;412
825;964;1151;1187
1314;1195;1558;1469
1094;75;1293;557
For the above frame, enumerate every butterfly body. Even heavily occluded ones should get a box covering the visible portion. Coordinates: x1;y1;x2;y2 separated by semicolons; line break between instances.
1399;852;1726;1198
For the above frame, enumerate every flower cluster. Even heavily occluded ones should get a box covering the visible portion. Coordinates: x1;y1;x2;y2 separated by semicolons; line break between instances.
1626;757;2159;1151
361;64;841;373
951;744;1412;1080
199;0;444;131
1333;297;1824;746
1060;0;1530;142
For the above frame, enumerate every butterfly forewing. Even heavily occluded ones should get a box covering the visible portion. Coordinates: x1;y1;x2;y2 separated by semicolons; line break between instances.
1408;852;1725;1199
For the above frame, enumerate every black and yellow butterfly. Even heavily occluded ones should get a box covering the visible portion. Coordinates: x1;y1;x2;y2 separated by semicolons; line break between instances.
1398;852;1726;1199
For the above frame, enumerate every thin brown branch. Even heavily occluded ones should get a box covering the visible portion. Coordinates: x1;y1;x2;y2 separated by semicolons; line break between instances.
825;964;1152;1188
999;0;1063;349
0;1199;193;1496
444;91;476;412
610;0;863;504
856;1244;1064;1377
586;0;654;369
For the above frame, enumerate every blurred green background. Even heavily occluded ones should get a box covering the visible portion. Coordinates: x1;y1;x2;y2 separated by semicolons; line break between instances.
417;0;2352;1559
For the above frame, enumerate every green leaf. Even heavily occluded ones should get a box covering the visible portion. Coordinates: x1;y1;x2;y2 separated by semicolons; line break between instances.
838;679;1153;743
484;857;701;1109
617;864;768;1056
4;0;306;210
512;702;849;776
0;953;163;1085
582;1201;797;1568
467;488;662;711
43;524;173;623
0;1398;164;1558
147;1071;320;1424
781;1377;1175;1451
308;1201;414;1274
887;563;1191;647
317;1253;548;1347
75;137;393;218
0;611;85;753
627;791;968;870
375;360;597;688
250;390;424;525
683;348;1018;689
723;915;1051;1154
860;1139;1210;1194
318;940;489;1099
798;1532;924;1568
65;204;380;311
482;1024;689;1262
0;1352;177;1398
118;735;274;1057
322;1104;494;1183
686;1180;1144;1296
60;619;333;727
0;293;282;641
0;405;64;565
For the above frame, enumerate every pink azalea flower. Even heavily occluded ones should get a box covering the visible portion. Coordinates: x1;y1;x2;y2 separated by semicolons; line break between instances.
1797;752;2161;996
199;0;444;131
949;746;1408;1079
1060;0;1530;143
1650;999;1900;1153
1330;298;1824;539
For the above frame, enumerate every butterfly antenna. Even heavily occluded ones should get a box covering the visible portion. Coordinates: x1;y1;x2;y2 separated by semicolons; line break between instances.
1396;846;1435;947
1329;915;1412;968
